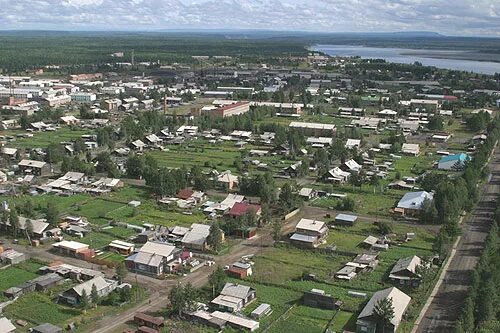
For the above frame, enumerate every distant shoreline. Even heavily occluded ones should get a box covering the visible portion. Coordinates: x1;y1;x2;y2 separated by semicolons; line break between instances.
400;51;500;63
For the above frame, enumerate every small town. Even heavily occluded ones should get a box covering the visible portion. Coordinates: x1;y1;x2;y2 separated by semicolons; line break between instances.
0;3;499;333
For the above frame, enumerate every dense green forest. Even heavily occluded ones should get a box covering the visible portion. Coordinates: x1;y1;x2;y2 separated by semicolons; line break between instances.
1;31;500;72
0;32;308;72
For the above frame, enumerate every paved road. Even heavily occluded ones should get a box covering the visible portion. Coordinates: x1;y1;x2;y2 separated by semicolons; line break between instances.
415;146;499;333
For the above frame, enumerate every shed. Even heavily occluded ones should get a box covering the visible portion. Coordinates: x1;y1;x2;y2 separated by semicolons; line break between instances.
251;303;272;319
334;214;358;226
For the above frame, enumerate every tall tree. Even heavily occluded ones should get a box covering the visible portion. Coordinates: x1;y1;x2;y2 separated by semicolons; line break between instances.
9;208;19;237
115;262;128;283
373;297;395;333
168;284;186;317
91;284;99;306
80;289;90;311
208;267;226;298
207;221;224;252
45;200;59;225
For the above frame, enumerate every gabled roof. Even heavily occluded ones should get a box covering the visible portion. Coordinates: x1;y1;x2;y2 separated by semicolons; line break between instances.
390;255;421;275
177;188;194;200
397;191;433;210
139;242;176;258
181;223;211;246
18;159;47;168
71;276;113;297
344;159;361;171
0;317;16;333
227;202;261;217
220;283;253;299
357;287;411;327
439;153;469;163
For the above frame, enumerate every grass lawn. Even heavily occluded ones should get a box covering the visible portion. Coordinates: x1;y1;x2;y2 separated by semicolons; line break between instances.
267;305;333;333
237;217;437;331
3;127;94;149
330;311;356;332
96;251;125;263
4;292;81;325
0;266;39;295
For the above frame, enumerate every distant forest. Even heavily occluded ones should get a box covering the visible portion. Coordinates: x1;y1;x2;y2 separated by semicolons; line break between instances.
0;30;499;72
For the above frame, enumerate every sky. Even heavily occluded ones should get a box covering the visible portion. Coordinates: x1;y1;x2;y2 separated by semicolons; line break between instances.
0;0;498;36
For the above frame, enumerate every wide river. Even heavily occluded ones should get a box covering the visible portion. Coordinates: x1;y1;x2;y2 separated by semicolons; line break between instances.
312;45;500;75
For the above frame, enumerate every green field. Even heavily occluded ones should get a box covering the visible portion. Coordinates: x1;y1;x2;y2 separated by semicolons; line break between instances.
239;217;437;332
1;128;94;149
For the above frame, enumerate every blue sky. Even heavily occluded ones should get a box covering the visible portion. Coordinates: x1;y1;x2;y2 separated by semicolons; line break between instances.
0;0;498;36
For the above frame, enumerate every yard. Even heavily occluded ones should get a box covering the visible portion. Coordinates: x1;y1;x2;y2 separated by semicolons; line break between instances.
0;261;44;301
235;217;438;332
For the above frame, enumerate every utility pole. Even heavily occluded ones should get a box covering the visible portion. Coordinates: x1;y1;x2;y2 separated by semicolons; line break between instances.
131;49;135;66
163;94;167;115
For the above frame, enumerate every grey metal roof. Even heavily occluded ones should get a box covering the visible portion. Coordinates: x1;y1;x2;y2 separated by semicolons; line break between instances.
357;287;411;327
290;233;317;243
220;283;253;300
390;256;421;275
335;214;358;222
397;191;433;210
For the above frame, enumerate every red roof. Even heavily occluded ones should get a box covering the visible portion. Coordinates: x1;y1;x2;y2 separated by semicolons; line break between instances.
177;188;194;200
227;202;261;217
216;101;249;111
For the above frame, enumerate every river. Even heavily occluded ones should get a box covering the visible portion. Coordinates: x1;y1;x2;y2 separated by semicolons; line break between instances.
312;45;500;75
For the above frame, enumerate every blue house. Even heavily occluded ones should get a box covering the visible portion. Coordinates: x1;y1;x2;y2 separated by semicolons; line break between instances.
438;153;469;171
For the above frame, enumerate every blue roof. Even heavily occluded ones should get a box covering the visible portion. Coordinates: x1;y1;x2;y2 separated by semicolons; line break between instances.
439;153;469;163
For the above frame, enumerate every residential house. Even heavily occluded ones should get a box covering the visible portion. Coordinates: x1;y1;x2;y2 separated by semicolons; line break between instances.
4;216;50;239
401;143;420;156
125;241;182;277
356;287;411;333
131;139;146;151
326;167;350;184
59;276;118;305
290;218;329;248
227;202;262;219
389;255;422;287
108;240;135;256
210;283;256;312
345;139;361;150
298;188;317;200
438;153;469;170
17;159;50;176
181;223;212;251
395;191;434;216
341;159;362;173
217;171;238;190
60;115;79;125
303;289;342;310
